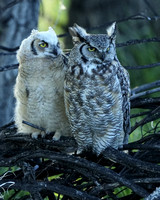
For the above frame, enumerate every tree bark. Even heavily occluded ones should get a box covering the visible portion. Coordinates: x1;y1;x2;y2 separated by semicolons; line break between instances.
0;0;40;126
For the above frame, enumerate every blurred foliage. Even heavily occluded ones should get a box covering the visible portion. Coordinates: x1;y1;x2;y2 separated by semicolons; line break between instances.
38;0;71;35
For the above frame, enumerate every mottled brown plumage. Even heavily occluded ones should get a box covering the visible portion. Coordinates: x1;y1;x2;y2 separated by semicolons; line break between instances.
64;23;130;155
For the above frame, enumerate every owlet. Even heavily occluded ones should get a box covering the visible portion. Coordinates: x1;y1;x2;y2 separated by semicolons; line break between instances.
14;27;71;139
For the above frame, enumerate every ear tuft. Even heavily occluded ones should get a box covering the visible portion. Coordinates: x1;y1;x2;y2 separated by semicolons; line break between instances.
106;22;116;37
31;29;39;36
68;24;88;44
48;27;54;32
68;27;80;44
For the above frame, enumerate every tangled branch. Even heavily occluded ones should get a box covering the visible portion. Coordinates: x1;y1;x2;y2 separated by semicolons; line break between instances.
0;126;160;199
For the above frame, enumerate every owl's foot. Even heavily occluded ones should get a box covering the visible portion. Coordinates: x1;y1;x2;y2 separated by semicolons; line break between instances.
31;131;46;139
52;131;61;141
76;147;83;155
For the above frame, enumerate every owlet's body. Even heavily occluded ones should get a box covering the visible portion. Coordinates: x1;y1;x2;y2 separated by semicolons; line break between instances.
14;27;71;139
64;23;130;155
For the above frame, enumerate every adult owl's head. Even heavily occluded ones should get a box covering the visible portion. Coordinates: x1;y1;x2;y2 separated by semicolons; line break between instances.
17;27;61;63
69;22;116;64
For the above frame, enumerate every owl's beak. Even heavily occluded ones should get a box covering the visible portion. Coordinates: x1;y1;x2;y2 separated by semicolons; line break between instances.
49;45;60;58
100;52;106;61
52;48;59;57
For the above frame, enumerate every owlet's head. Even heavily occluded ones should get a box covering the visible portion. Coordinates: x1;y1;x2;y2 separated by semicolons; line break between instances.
69;22;116;64
17;27;61;63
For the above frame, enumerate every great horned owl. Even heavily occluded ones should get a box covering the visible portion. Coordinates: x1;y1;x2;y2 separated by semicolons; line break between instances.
14;27;71;139
64;23;130;155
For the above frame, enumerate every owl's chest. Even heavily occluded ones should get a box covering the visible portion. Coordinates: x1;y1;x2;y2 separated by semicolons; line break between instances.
65;63;122;116
66;63;115;92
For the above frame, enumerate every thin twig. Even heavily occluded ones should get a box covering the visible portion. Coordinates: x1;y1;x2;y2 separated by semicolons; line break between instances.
123;143;160;151
131;97;160;109
88;13;160;31
0;52;16;56
22;120;46;132
131;87;160;100
0;64;18;72
130;111;150;118
125;62;160;70
132;80;160;95
131;106;160;132
0;46;19;52
117;37;160;48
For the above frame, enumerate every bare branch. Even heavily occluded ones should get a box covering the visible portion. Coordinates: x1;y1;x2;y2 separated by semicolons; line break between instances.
0;52;16;56
131;87;160;100
130;111;150;118
117;37;160;48
132;80;160;95
131;97;160;109
125;62;160;70
103;147;160;175
123;143;160;151
0;64;18;72
0;46;19;52
0;179;100;200
131;106;160;132
22;120;46;132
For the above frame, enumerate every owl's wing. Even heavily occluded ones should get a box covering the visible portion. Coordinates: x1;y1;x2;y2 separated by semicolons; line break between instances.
117;62;131;144
14;74;29;101
64;78;71;121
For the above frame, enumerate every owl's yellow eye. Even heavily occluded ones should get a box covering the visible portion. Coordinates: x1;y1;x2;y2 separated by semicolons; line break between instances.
39;42;47;48
107;47;110;52
88;47;96;52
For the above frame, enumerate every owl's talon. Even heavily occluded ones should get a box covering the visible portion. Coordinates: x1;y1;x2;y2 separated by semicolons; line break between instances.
76;149;83;155
31;132;40;139
52;131;61;141
41;131;46;138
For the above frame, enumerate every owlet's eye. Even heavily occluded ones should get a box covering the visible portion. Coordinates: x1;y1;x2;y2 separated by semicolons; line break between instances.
39;42;48;48
88;47;96;52
106;47;110;52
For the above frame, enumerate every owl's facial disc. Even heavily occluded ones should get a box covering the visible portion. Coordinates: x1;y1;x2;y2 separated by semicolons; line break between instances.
47;42;61;58
31;39;61;59
80;44;110;64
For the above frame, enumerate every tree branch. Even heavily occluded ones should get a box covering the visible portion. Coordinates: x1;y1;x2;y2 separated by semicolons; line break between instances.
131;87;160;100
0;64;18;72
131;106;160;132
0;46;19;52
117;37;160;48
132;80;160;94
125;62;160;70
0;179;100;200
103;146;160;175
